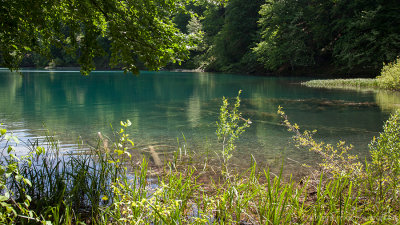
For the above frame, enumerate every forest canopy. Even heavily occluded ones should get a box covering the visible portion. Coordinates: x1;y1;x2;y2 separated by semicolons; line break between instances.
178;0;400;76
1;0;399;76
254;0;400;75
0;0;192;74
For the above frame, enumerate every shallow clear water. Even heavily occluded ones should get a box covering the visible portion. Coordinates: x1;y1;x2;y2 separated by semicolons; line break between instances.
1;69;399;176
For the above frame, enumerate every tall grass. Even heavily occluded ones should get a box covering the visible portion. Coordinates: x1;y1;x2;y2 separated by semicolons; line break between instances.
303;57;400;91
0;122;133;224
0;99;400;224
302;78;378;90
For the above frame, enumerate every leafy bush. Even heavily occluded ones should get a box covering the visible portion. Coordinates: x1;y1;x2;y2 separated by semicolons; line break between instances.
0;126;44;224
377;58;400;90
280;106;400;223
216;90;251;173
366;110;400;219
277;107;363;179
369;110;400;186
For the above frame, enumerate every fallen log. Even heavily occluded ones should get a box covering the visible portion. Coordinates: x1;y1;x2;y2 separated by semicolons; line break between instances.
148;145;162;167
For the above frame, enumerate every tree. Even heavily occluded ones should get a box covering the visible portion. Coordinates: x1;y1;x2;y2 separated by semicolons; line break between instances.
211;0;263;72
175;0;263;73
255;0;400;75
332;0;400;72
254;0;330;72
0;0;192;74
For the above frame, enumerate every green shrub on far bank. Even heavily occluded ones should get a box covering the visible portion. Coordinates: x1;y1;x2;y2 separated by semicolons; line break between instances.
377;58;400;90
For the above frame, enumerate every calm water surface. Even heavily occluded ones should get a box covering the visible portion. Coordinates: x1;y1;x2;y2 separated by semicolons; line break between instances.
1;69;399;176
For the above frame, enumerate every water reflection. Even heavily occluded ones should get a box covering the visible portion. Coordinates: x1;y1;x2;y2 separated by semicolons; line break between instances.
0;70;397;175
375;91;400;112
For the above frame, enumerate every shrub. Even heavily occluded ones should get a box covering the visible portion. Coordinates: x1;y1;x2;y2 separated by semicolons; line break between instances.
277;106;364;179
279;107;400;223
366;110;400;219
0;126;44;224
369;110;400;187
216;90;251;174
377;57;400;90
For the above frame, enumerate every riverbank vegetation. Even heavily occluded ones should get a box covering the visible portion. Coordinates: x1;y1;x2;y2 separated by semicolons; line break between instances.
302;78;378;90
1;0;400;222
1;0;399;76
1;94;399;224
303;58;400;91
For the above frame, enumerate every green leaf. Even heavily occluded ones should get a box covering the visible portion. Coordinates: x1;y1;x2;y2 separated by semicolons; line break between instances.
7;146;14;154
36;146;45;155
24;178;32;187
115;150;124;156
12;135;19;144
0;195;9;202
15;175;23;182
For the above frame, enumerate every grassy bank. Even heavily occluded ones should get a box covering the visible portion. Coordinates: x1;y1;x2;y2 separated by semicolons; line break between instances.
303;58;400;91
302;78;378;90
1;96;400;224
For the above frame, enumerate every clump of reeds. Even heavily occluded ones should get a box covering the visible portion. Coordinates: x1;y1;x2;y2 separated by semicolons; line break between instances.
302;78;378;90
303;59;400;92
0;120;135;224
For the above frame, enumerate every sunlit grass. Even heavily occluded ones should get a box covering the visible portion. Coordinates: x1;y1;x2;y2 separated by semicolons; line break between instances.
303;59;400;92
302;78;378;90
1;97;400;224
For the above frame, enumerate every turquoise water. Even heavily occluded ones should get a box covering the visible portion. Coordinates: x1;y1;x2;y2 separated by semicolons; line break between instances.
1;69;399;176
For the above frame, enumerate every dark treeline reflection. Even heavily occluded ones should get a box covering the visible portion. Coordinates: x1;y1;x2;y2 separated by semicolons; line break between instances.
0;70;398;175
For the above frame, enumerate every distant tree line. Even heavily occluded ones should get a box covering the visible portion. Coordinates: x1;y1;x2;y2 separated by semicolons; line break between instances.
174;0;400;76
2;0;399;76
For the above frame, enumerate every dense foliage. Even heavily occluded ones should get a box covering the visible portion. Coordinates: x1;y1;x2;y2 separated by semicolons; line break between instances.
254;0;400;75
182;0;399;75
208;0;264;72
1;0;399;75
0;0;191;74
377;58;400;90
171;0;264;73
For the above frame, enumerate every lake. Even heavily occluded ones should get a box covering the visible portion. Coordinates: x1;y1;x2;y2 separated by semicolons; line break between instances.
1;69;399;176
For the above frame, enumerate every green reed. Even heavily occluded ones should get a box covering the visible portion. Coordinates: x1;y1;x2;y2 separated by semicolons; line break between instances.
0;121;134;224
302;78;378;90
